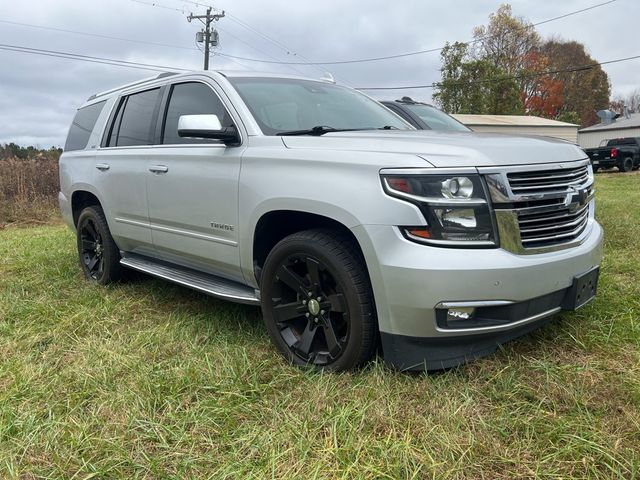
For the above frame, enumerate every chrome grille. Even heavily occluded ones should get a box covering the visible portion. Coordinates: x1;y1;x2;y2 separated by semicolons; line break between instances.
482;160;595;254
517;202;590;248
507;164;590;195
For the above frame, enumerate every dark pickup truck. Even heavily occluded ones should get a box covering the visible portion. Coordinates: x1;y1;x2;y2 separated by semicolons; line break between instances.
585;137;640;173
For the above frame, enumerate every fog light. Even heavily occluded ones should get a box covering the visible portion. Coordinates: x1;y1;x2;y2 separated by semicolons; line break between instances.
446;307;475;322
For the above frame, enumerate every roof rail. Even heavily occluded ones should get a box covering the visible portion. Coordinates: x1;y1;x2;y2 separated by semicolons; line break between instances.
395;96;435;107
86;71;179;101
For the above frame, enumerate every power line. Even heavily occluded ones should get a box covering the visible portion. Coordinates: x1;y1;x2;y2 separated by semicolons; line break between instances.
356;54;640;90
0;43;189;72
225;14;300;57
0;15;294;72
0;18;198;52
178;1;316;62
213;25;310;76
179;0;220;10
130;0;309;75
201;0;619;65
221;13;356;87
130;0;188;13
188;7;225;70
2;40;636;96
0;12;308;76
0;12;298;72
0;0;619;77
2;40;638;101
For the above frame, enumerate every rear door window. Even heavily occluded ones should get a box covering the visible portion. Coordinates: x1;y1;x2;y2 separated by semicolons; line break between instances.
113;88;161;147
64;101;107;151
162;82;232;144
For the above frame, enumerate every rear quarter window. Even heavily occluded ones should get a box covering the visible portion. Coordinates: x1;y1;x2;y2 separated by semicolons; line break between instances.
64;101;107;152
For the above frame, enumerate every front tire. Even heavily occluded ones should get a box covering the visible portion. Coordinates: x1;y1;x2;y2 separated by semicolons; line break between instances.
76;206;123;285
260;229;377;371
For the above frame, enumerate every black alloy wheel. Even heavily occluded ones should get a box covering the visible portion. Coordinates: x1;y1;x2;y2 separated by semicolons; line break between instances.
76;206;123;284
271;254;349;365
261;229;377;371
79;216;105;280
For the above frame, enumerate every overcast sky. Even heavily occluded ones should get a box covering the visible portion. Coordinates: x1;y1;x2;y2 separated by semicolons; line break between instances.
0;0;638;147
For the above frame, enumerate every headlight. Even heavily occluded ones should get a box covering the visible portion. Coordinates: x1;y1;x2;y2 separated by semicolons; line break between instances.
441;177;474;199
382;172;498;247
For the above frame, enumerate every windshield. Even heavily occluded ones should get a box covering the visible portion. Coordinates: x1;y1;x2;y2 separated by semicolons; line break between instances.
228;77;412;135
404;104;470;132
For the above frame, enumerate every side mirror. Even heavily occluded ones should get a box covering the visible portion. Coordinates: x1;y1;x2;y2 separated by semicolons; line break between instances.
177;114;240;146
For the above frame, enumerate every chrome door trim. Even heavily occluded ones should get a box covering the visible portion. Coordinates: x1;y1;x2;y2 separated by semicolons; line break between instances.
115;217;238;247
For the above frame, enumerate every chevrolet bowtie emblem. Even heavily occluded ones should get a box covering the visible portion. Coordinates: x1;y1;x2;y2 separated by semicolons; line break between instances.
578;188;588;204
565;187;588;212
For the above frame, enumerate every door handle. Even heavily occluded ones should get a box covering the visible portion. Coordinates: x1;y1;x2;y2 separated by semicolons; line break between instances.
149;165;169;174
96;163;110;171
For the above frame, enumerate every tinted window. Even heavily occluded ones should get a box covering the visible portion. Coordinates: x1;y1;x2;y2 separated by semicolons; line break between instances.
383;103;419;128
163;82;232;144
404;104;470;132
115;88;160;146
106;98;126;147
64;101;107;151
608;138;638;146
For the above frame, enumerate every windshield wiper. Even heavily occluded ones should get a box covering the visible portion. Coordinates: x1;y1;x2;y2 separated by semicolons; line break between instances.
276;125;403;136
277;126;362;136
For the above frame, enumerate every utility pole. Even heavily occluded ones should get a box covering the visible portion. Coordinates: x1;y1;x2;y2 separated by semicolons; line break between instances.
188;7;225;70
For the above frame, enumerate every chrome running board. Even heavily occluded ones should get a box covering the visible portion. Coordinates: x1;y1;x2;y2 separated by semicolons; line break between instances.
120;254;260;305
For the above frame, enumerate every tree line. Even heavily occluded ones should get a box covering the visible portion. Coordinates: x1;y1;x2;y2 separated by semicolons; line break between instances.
0;143;62;161
433;4;611;127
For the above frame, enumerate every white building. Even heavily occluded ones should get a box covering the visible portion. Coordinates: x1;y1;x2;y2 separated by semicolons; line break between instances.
452;114;579;143
577;113;640;149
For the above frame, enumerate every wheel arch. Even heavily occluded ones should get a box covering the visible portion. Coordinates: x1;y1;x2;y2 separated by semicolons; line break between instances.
71;188;103;227
250;208;368;286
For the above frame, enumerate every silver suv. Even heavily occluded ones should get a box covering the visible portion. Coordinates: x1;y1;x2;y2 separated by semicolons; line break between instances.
59;71;603;371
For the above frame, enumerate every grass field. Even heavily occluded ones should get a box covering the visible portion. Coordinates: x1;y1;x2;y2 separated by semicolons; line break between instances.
0;173;639;479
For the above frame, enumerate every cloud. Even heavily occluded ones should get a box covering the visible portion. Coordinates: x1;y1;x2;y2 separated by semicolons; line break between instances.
0;0;637;146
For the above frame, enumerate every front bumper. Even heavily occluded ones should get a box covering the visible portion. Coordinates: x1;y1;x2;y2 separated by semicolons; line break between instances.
353;220;603;370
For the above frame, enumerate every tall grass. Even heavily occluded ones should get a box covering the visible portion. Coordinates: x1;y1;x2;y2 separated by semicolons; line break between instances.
0;156;60;226
0;173;638;478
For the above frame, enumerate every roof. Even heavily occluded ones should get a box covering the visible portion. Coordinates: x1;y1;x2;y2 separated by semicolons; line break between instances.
578;113;640;132
451;114;579;128
86;70;332;103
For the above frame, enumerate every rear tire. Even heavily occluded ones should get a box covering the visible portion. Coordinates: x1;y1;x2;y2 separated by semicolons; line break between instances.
619;157;633;173
260;229;377;371
76;206;123;285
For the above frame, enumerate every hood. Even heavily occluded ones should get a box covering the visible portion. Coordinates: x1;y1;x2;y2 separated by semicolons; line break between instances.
281;130;586;167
